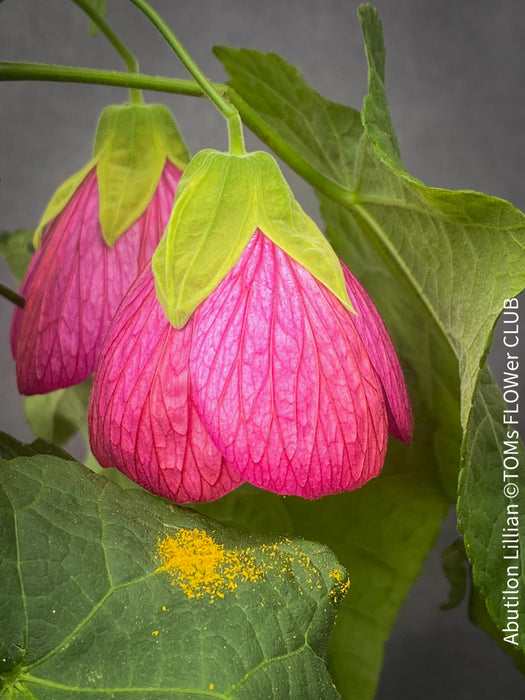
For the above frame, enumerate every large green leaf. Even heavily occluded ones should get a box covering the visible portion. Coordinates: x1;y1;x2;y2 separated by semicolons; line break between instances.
0;438;347;699
209;4;525;698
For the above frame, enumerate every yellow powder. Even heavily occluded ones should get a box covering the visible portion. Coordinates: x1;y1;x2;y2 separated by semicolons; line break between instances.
156;528;349;605
156;528;262;601
329;567;351;603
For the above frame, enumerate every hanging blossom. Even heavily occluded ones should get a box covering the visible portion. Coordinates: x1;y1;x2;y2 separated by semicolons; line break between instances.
89;150;412;502
11;103;188;395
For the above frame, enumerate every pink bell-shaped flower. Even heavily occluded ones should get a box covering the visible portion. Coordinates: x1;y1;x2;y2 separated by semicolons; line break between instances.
89;231;411;502
11;103;188;395
88;150;412;502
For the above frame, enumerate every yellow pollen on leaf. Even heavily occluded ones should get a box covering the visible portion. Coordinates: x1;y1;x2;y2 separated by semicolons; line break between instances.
155;528;263;601
329;567;351;603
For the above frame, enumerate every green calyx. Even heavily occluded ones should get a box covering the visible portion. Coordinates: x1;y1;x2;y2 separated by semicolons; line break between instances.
34;103;189;247
152;149;354;329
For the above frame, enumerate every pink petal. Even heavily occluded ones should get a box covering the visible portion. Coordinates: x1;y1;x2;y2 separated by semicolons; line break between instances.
11;161;181;395
190;231;388;499
342;265;413;443
88;264;242;503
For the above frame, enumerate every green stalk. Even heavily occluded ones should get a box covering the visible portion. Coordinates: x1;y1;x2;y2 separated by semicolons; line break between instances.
0;61;204;96
0;283;25;309
0;61;353;206
70;0;143;103
126;0;245;153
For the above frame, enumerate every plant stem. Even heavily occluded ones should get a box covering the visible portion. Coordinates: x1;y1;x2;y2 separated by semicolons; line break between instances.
126;0;245;153
0;283;25;309
0;62;353;205
0;62;204;96
70;0;143;103
227;90;357;205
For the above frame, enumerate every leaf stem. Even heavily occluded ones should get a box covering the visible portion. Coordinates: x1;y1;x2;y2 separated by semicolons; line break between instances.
227;89;358;205
0;61;204;96
125;0;245;153
70;0;143;104
0;62;352;203
0;283;25;308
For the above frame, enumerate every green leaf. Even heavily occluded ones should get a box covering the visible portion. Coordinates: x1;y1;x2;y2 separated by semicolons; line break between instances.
24;380;93;447
439;539;468;611
0;431;75;462
152;149;260;328
23;380;137;489
212;48;362;188
0;229;34;282
0;446;347;698
152;149;352;328
212;4;525;697
95;103;189;245
356;3;525;428
469;582;525;674
458;367;525;651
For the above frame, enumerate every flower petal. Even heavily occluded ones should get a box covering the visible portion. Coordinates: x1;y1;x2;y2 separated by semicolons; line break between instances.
342;264;413;443
89;264;242;503
191;231;388;499
11;161;181;394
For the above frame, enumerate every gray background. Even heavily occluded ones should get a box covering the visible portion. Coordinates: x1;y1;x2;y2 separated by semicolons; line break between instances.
1;1;524;697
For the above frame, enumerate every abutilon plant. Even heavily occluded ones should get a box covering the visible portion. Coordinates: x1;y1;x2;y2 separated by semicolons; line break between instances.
11;102;188;395
89;150;412;502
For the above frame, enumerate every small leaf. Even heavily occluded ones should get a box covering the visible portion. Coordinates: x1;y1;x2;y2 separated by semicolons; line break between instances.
96;103;188;245
23;380;137;489
153;149;352;328
24;382;91;446
255;151;353;313
152;149;259;327
440;538;468;611
0;229;34;281
0;446;347;698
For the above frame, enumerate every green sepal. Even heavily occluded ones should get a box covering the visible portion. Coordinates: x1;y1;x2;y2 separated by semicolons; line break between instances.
94;103;189;245
153;149;354;328
33;159;97;247
33;103;189;249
